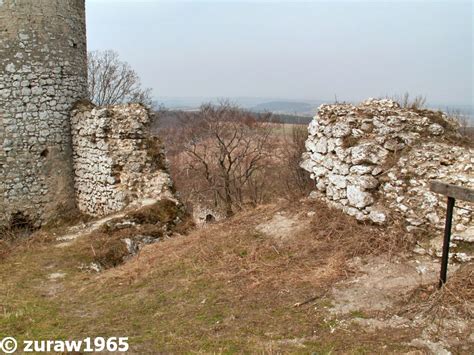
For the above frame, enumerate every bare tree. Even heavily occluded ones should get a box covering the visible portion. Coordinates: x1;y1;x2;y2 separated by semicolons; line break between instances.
177;102;273;217
88;50;152;106
283;124;314;197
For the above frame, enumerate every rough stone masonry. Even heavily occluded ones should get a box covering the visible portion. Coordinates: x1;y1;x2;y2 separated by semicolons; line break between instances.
301;99;473;243
71;103;175;217
0;0;87;225
1;0;175;225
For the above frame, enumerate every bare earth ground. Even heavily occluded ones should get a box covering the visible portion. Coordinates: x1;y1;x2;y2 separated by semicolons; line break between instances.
0;200;472;354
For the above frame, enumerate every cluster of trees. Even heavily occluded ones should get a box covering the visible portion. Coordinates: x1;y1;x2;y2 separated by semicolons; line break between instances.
157;102;313;216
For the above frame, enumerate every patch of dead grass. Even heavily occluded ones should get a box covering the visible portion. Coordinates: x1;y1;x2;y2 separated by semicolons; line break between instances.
0;200;429;353
88;232;130;268
76;199;193;269
307;200;413;258
41;205;93;234
105;200;412;297
125;199;183;226
399;263;474;320
145;135;168;171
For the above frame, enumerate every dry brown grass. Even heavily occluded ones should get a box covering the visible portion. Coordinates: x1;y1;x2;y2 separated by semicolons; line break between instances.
0;212;36;258
126;199;182;225
105;200;412;295
399;263;474;320
341;135;360;149
75;199;194;268
0;200;430;353
88;232;131;268
0;240;11;259
41;205;93;234
308;202;412;258
0;205;93;260
145;135;168;170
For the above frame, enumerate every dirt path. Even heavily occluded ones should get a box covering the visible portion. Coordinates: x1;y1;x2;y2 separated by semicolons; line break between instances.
55;198;159;247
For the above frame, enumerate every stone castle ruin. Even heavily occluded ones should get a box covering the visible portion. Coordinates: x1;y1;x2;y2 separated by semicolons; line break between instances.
71;103;174;216
1;0;472;245
301;99;473;243
0;0;173;226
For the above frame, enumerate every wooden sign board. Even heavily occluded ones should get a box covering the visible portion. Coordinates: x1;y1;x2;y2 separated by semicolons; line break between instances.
429;180;473;288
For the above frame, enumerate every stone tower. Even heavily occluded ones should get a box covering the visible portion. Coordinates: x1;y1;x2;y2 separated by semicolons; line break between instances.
0;0;87;225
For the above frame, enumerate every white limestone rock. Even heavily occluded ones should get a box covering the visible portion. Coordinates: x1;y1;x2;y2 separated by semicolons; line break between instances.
351;143;388;165
350;165;374;175
328;174;347;189
301;99;473;242
332;122;351;138
428;123;444;135
300;157;317;173
308;118;320;136
315;137;328;153
383;139;405;151
305;139;317;153
347;185;374;208
368;209;387;224
348;175;379;190
313;166;328;177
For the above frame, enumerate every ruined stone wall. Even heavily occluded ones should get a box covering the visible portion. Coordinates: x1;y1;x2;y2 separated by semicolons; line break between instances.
71;103;174;217
0;0;87;225
301;99;473;237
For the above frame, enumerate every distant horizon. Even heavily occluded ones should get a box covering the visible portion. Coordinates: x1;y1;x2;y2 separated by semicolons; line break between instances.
153;95;474;125
155;95;474;111
155;95;474;106
87;0;473;108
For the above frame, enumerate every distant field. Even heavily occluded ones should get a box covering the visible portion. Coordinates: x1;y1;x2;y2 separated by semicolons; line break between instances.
151;109;312;132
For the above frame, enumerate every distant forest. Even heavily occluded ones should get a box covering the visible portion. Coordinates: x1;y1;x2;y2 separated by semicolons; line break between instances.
151;109;312;131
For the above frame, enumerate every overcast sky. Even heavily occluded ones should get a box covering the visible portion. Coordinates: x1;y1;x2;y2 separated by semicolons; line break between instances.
86;0;472;106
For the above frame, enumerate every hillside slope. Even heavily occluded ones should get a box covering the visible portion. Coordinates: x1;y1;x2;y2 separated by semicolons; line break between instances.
0;200;472;353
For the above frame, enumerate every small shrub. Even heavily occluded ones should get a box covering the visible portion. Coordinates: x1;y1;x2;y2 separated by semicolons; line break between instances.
126;199;181;225
145;136;167;171
90;233;129;268
83;199;194;269
391;92;426;110
42;205;93;233
0;212;34;242
342;135;360;148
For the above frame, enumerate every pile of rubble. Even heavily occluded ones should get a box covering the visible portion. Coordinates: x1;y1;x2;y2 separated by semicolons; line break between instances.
301;99;473;241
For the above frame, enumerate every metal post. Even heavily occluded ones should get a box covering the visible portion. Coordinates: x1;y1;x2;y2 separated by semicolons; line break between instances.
439;196;455;288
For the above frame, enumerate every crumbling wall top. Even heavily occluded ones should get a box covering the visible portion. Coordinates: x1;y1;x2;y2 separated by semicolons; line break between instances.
301;99;473;248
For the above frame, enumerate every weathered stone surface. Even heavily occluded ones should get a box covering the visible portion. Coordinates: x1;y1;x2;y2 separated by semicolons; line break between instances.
351;143;389;165
348;175;379;190
428;123;444;135
0;0;87;225
368;209;387;224
299;156;317;172
384;138;405;151
328;174;347;189
315;137;328;153
347;185;374;208
305;140;317;153
350;165;374;175
302;99;472;238
332;122;351;138
71;103;174;217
